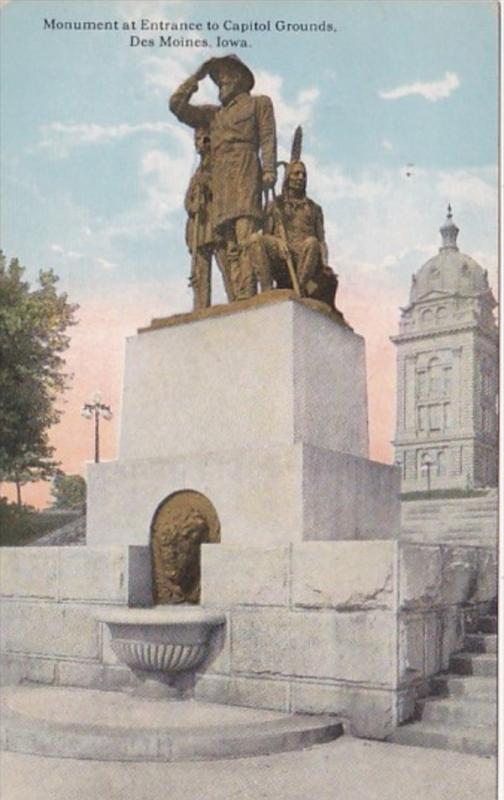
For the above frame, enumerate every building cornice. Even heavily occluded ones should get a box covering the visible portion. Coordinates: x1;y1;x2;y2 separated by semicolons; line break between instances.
390;323;498;345
393;432;497;447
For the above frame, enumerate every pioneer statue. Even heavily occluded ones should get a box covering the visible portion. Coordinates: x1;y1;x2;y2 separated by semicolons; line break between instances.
170;55;277;302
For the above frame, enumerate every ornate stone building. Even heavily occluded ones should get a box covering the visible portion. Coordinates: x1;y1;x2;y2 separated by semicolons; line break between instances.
392;207;498;493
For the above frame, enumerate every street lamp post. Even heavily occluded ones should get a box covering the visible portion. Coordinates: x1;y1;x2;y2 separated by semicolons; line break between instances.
81;391;113;463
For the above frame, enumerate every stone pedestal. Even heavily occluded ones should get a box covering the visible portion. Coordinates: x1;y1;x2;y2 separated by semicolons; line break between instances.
2;293;497;744
82;294;405;736
87;294;399;547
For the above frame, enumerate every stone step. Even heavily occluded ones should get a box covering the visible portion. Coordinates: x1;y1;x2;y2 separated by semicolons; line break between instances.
418;696;496;727
477;616;498;634
400;530;495;543
449;652;496;677
390;720;496;757
447;523;497;532
431;674;497;700
465;634;497;654
0;685;344;762
450;513;497;521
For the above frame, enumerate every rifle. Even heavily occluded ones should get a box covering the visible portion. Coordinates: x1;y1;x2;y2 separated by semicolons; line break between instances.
188;202;200;292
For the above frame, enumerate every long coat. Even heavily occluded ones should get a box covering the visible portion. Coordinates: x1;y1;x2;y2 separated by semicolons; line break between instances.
170;79;277;232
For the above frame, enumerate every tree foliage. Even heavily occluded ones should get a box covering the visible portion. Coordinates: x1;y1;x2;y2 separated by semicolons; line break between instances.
51;474;86;510
0;252;78;501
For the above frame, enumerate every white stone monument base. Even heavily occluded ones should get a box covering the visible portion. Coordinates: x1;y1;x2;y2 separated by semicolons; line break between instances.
87;443;399;547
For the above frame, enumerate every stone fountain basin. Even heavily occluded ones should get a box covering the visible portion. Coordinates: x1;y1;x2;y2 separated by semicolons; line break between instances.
97;606;226;674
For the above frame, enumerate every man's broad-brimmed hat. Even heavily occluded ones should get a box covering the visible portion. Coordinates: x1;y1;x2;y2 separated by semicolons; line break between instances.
207;55;255;92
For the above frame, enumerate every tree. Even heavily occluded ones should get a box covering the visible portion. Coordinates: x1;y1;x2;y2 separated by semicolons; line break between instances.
0;252;78;504
50;474;86;510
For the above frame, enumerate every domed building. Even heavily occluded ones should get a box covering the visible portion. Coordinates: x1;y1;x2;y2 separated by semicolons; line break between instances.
392;206;498;493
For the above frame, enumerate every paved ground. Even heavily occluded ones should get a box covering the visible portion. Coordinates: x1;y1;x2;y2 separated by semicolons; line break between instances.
1;737;497;800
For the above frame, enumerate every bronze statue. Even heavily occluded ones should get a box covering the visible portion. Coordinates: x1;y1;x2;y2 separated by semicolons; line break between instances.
184;127;228;309
170;55;277;302
250;129;338;309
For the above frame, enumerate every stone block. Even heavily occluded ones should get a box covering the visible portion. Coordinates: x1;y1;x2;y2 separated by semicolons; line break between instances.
291;681;396;739
87;445;304;548
424;612;442;677
0;654;56;687
194;673;289;712
228;675;290;712
202;612;231;675
396;688;416;724
291;541;395;610
399;545;442;610
58;548;128;603
100;622;120;665
1;601;99;659
441;546;479;605
127;546;154;607
398;614;424;686
293;610;396;685
56;661;134;690
301;447;400;541
440;606;464;670
475;548;497;603
292;300;369;456
201;545;290;607
231;608;294;676
119;298;368;462
353;459;401;540
0;548;58;599
193;673;230;705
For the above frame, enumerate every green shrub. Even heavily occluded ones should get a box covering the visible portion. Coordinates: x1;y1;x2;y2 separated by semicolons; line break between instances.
0;499;80;546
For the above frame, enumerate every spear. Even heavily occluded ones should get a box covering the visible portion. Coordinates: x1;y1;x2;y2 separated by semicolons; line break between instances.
271;187;301;296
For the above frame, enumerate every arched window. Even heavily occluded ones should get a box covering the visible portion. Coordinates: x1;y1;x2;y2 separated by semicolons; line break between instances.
428;357;442;395
436;306;447;323
443;366;452;395
417;406;427;431
417;370;427;398
421;309;434;327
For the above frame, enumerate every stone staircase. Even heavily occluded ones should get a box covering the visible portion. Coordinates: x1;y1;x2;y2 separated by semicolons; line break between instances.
391;602;497;756
401;491;498;544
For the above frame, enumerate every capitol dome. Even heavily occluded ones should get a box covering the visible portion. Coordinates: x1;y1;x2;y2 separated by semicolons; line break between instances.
409;206;491;305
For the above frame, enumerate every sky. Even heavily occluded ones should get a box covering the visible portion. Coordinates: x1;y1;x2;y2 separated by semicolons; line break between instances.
0;0;499;508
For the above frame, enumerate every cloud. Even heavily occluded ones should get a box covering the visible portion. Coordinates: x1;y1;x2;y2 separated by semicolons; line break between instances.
436;169;496;208
137;54;321;146
39;121;181;157
379;71;460;102
96;257;117;271
140;51;214;98
50;244;83;260
301;155;497;297
381;139;393;152
254;70;320;152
